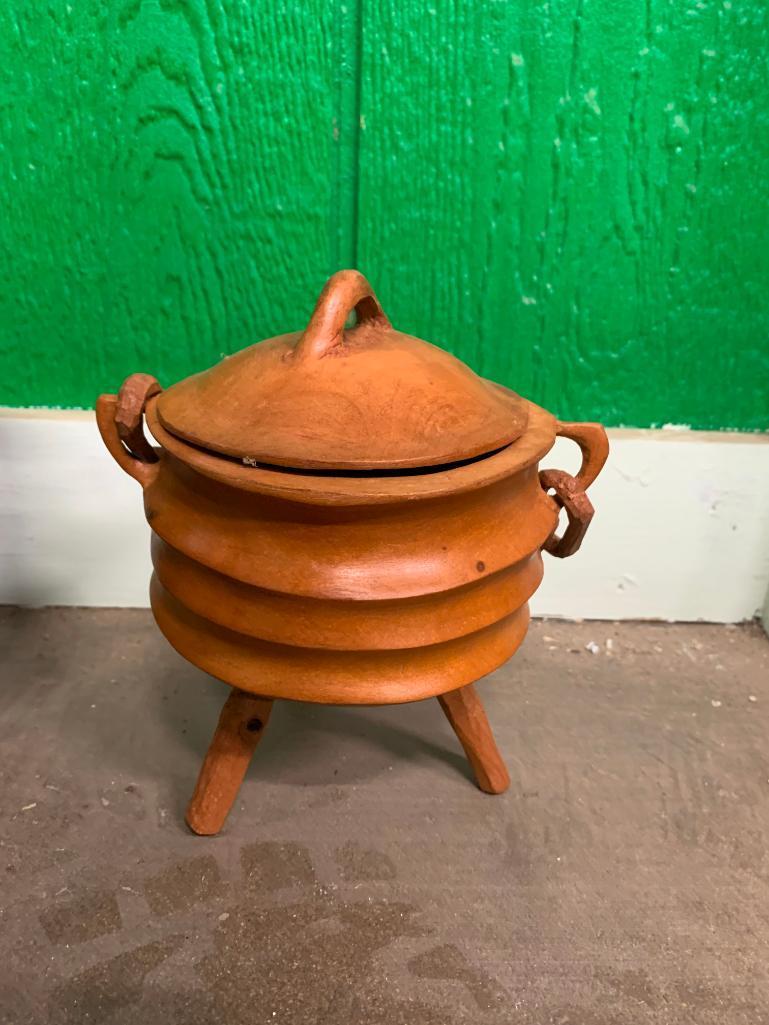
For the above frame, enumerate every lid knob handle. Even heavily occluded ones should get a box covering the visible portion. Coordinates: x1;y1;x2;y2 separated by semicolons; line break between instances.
294;269;391;362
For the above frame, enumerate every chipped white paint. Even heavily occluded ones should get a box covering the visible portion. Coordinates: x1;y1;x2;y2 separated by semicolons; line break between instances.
1;410;767;622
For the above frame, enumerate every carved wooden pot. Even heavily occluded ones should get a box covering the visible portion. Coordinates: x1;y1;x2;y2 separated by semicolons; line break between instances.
97;270;608;834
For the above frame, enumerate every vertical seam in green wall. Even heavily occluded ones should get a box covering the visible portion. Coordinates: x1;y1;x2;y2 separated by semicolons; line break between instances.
332;0;363;269
351;0;363;269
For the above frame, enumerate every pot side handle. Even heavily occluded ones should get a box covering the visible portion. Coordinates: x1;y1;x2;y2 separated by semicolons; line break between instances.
294;269;391;362
96;373;162;488
555;421;609;491
539;421;609;559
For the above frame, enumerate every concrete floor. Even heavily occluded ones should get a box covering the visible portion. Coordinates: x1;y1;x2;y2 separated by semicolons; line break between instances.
1;609;768;1025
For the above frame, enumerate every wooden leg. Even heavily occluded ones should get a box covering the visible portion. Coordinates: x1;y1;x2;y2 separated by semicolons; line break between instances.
438;683;510;795
186;689;273;835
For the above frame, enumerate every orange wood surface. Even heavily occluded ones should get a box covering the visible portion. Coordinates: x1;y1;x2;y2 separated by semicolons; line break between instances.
95;272;608;832
186;690;273;835
151;575;531;706
439;683;511;795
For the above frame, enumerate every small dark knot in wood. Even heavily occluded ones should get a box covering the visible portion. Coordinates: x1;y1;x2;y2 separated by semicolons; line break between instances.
186;691;274;835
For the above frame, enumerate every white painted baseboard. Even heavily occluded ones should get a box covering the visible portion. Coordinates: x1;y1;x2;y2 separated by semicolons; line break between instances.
1;409;767;622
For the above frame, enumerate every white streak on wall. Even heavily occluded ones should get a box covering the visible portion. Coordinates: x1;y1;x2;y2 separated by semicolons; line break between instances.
1;410;767;622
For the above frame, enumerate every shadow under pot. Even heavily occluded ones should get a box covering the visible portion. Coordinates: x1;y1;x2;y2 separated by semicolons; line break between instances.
97;269;609;834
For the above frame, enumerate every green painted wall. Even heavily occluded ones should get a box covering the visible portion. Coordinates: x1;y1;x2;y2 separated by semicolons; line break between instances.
1;1;767;429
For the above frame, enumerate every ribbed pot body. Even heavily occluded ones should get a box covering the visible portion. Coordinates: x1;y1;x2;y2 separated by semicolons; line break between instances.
143;441;558;705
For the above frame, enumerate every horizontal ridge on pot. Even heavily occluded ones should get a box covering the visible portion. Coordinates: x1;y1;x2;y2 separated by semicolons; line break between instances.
150;574;532;705
140;441;558;602
151;534;545;651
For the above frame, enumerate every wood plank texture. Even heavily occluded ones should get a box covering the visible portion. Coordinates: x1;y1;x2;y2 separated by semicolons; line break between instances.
0;1;349;407
357;0;769;430
1;1;767;430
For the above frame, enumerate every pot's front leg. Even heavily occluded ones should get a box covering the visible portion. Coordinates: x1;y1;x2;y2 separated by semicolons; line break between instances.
438;683;510;795
186;689;273;835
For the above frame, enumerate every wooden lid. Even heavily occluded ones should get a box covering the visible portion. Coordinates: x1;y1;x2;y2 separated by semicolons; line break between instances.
156;270;528;471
